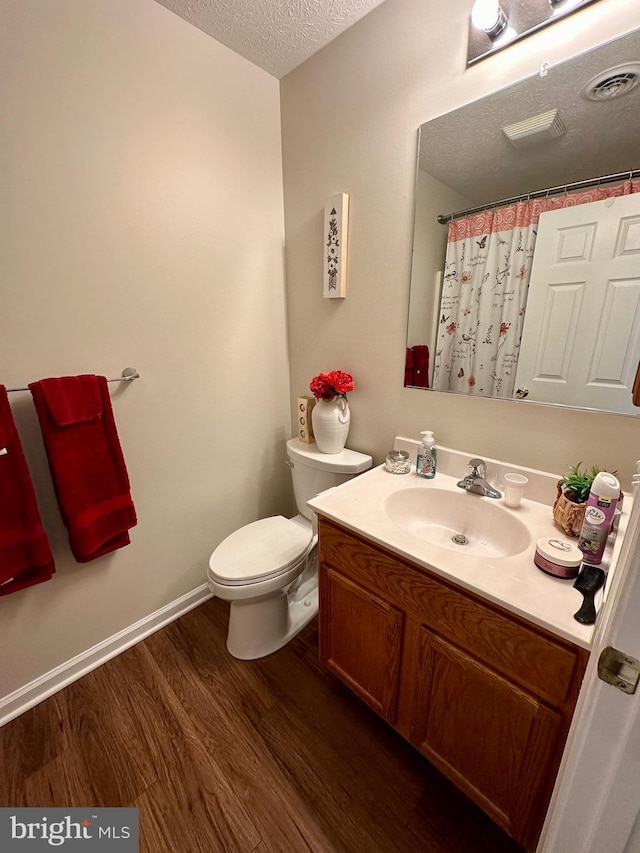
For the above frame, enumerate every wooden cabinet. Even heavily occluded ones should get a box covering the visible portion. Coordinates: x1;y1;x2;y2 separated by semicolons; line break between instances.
318;517;589;852
322;568;405;722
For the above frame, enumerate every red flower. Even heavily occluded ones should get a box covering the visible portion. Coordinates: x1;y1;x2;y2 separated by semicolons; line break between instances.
499;322;510;337
309;369;355;401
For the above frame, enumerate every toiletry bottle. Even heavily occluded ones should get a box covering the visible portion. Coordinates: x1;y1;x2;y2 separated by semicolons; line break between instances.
578;472;620;565
416;431;437;479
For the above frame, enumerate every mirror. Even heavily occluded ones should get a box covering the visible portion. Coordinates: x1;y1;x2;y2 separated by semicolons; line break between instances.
407;28;640;416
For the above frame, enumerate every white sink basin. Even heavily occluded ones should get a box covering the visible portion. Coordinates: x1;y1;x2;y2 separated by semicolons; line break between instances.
384;487;531;558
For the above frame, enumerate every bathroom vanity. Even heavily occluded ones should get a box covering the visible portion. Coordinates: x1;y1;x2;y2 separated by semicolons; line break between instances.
308;444;627;852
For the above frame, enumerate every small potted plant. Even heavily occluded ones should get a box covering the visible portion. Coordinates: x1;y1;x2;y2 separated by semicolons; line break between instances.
553;463;600;537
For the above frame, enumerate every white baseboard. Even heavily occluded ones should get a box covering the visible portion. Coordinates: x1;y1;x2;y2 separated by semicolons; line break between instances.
0;584;214;727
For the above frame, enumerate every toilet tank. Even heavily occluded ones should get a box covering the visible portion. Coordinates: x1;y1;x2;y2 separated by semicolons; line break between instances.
286;438;372;521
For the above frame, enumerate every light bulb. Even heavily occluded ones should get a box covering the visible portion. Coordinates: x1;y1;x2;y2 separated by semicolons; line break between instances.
471;0;508;38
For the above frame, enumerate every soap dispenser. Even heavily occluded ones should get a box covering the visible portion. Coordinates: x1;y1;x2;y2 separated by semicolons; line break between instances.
416;430;437;479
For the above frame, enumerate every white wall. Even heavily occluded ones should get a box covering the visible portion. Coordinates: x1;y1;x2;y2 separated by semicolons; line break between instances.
0;0;291;700
281;0;640;485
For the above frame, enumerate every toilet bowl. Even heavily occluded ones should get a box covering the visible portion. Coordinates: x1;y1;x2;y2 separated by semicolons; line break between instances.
207;438;372;660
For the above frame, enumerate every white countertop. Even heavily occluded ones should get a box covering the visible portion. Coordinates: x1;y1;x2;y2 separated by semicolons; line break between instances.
308;455;630;651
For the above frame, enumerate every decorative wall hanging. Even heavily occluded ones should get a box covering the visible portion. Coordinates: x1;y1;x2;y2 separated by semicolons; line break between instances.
324;193;349;298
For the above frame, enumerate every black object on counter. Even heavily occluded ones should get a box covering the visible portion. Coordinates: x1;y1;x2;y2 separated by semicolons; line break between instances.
573;565;606;625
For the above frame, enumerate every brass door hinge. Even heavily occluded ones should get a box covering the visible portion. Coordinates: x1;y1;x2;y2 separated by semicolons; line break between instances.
598;647;640;695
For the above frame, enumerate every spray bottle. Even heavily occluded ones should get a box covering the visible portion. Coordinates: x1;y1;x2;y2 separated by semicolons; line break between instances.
578;471;620;565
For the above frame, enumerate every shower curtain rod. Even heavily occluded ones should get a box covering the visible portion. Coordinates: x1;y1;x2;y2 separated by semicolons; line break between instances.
437;168;640;225
5;367;140;394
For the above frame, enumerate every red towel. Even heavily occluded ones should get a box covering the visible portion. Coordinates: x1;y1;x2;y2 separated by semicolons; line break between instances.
412;345;430;388
404;348;414;386
29;375;137;563
0;386;55;594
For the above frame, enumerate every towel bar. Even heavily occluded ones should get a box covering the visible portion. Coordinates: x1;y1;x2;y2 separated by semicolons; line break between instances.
4;368;140;394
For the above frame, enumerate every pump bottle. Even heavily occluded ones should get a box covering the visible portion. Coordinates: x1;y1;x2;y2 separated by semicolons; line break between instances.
416;431;437;479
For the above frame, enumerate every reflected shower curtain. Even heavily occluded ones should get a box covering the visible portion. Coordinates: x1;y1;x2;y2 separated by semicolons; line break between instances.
431;179;640;397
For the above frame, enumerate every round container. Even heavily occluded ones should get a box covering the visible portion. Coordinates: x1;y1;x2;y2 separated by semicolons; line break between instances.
385;450;411;475
534;537;583;579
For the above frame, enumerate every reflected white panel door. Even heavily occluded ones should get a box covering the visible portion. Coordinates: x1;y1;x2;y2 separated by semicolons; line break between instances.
514;194;640;414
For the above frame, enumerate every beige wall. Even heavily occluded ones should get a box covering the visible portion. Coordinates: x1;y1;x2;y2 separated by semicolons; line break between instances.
282;0;640;486
408;170;471;349
0;0;290;699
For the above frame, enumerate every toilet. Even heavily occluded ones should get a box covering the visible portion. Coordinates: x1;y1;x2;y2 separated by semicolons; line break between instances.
207;437;372;660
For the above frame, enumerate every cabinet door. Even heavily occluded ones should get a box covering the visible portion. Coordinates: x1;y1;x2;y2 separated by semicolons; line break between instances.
319;566;404;723
412;627;562;845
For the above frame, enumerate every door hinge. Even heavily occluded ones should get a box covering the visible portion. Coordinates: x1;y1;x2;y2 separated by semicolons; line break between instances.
598;646;640;695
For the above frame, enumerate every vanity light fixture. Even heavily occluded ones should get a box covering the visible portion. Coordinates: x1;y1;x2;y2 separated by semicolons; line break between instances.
548;0;583;11
467;0;602;66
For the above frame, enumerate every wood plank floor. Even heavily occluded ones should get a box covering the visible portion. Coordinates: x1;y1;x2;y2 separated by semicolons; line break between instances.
0;598;524;852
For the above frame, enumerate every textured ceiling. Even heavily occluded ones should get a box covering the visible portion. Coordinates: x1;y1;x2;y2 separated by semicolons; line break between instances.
153;0;387;78
420;29;640;207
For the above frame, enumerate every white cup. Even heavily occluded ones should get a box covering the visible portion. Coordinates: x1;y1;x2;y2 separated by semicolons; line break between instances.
504;473;528;508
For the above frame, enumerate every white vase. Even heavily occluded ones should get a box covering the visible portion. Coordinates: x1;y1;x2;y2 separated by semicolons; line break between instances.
312;397;351;454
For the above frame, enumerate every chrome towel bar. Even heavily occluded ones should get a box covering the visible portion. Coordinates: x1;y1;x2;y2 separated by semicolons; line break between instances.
5;367;140;394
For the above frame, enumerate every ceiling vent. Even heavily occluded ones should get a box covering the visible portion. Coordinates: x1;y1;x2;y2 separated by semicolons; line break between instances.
502;109;567;149
583;63;640;101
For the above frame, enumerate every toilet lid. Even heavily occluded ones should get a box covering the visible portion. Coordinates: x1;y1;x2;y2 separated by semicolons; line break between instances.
208;516;313;585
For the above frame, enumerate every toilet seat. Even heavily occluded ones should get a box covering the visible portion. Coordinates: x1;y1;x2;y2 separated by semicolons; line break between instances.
208;516;313;586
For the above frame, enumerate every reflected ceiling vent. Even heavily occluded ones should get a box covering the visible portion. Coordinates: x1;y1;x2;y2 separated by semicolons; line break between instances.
502;109;567;150
582;63;640;101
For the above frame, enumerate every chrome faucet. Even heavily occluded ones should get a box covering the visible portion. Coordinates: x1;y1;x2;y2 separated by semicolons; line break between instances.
457;458;502;499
